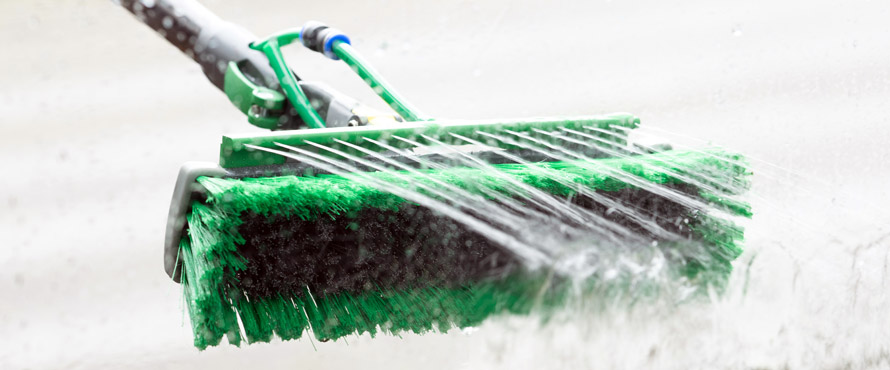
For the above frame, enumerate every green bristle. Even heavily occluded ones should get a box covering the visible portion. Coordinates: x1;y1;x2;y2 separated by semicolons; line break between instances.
197;149;750;222
178;148;752;349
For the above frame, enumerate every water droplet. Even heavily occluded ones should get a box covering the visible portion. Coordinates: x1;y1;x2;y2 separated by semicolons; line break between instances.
162;16;174;29
26;15;41;30
375;41;389;57
731;25;743;37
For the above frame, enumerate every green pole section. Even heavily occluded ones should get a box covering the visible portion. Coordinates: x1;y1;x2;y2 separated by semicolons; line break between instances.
255;39;327;129
332;41;429;122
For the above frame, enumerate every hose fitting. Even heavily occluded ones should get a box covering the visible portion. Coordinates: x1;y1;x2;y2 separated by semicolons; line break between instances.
300;21;351;60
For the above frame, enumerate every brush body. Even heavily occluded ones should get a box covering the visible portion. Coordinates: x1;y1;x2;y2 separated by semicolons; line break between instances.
180;148;750;348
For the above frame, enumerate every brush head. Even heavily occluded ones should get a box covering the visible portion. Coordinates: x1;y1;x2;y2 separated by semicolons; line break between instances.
177;142;751;348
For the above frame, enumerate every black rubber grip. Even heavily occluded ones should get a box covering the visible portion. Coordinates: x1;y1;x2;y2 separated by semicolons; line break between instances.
119;0;279;90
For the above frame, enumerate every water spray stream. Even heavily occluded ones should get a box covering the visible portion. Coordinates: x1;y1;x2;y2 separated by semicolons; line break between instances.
244;143;554;268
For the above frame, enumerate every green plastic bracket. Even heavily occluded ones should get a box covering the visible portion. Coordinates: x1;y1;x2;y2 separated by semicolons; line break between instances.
219;113;640;168
223;61;286;129
251;29;327;129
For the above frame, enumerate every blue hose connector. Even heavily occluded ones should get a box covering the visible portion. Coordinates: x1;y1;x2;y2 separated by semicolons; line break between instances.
322;32;350;60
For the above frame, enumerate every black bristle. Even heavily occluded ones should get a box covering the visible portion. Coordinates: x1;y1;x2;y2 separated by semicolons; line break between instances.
233;185;701;299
